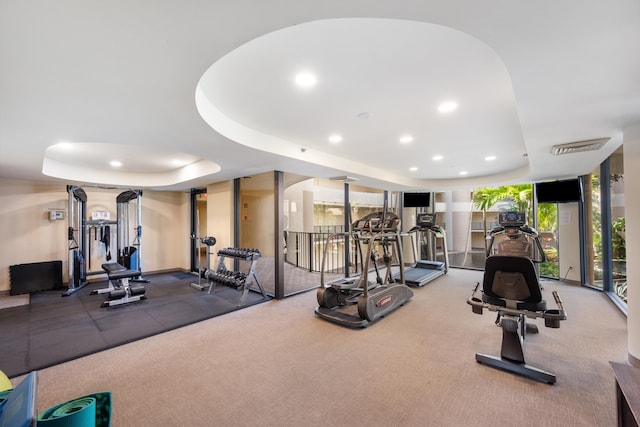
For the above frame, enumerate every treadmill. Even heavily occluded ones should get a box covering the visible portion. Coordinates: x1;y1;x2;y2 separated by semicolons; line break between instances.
396;212;449;287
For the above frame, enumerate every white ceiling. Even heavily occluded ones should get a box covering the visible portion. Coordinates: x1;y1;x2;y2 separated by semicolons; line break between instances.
1;1;638;192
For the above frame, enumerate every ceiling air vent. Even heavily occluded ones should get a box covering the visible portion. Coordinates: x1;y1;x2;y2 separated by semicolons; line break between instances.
329;176;359;182
551;138;610;156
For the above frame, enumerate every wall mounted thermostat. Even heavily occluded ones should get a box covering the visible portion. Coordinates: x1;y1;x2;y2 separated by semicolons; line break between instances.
49;210;64;221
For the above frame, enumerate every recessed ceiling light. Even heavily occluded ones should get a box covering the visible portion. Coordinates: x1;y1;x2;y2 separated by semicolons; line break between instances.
357;112;372;120
399;135;414;144
459;170;468;176
438;101;458;113
432;155;444;161
329;134;343;143
409;166;418;172
110;160;122;168
485;155;496;161
294;72;317;88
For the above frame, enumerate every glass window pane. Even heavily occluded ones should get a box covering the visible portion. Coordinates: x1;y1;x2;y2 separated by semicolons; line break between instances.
610;146;626;303
441;189;484;269
538;203;559;279
240;172;275;296
590;170;603;289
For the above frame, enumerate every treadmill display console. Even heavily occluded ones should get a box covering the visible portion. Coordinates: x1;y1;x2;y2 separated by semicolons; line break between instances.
416;213;436;226
352;212;400;232
498;211;526;227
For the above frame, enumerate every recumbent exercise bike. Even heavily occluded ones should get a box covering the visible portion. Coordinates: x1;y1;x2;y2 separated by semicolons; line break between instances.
466;211;567;384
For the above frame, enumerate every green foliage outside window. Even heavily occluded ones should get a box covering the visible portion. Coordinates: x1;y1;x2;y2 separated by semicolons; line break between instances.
473;183;559;278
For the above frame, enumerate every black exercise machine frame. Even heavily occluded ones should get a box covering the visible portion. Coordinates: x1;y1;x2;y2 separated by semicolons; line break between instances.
315;210;414;328
201;247;268;306
467;213;568;384
396;212;449;287
467;277;567;384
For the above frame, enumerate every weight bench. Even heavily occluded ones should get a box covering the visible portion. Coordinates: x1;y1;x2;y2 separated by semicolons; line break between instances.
93;262;146;307
467;255;567;384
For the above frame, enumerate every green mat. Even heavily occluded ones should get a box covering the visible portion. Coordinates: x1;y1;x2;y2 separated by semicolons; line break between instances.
38;392;112;427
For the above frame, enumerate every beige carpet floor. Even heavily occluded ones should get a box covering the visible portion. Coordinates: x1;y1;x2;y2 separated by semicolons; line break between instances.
9;268;628;426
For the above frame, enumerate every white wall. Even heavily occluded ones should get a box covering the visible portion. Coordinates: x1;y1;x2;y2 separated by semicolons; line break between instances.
623;124;640;365
557;203;581;282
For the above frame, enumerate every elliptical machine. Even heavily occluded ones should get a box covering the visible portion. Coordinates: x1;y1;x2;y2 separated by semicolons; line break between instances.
315;209;414;328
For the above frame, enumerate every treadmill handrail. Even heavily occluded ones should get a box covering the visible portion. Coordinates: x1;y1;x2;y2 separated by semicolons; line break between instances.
485;226;546;263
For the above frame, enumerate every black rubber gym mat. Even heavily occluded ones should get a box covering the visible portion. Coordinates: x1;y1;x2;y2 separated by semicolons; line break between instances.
0;272;270;378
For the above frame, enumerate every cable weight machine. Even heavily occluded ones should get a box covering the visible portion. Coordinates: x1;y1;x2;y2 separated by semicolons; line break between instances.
65;186;89;296
116;190;147;282
64;186;148;299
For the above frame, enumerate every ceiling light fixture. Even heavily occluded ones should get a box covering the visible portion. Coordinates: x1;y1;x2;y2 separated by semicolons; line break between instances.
438;101;458;113
459;171;468;176
294;72;317;88
432;155;444;161
110;160;122;168
409;166;418;172
357;112;372;120
485;155;496;161
399;135;414;143
329;134;343;143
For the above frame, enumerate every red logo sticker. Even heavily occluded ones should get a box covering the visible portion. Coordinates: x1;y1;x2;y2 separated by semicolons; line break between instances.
377;295;393;307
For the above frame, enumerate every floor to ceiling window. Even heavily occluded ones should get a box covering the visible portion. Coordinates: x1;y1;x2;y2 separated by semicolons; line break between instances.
537;202;559;279
443;189;481;269
584;145;626;308
589;167;603;289
238;172;276;296
609;146;626;304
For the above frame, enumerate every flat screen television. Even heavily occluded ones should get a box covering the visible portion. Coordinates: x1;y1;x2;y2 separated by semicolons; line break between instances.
535;179;582;203
403;192;431;208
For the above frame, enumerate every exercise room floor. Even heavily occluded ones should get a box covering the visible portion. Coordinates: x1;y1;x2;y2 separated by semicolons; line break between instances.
0;271;269;377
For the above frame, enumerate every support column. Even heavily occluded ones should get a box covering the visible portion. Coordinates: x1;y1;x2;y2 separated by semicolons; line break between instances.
274;171;285;299
623;124;640;366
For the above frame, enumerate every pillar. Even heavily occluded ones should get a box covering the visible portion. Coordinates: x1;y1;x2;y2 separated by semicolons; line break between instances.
623;123;640;366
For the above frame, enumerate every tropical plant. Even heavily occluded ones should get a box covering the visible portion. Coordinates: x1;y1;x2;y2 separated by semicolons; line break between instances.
473;184;533;215
612;216;626;259
473;183;559;277
472;184;534;251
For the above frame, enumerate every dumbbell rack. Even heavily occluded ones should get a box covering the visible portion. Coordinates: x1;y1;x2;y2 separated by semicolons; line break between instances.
206;247;267;305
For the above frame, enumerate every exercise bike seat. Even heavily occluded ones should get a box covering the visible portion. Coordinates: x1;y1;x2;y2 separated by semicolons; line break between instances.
482;255;546;312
